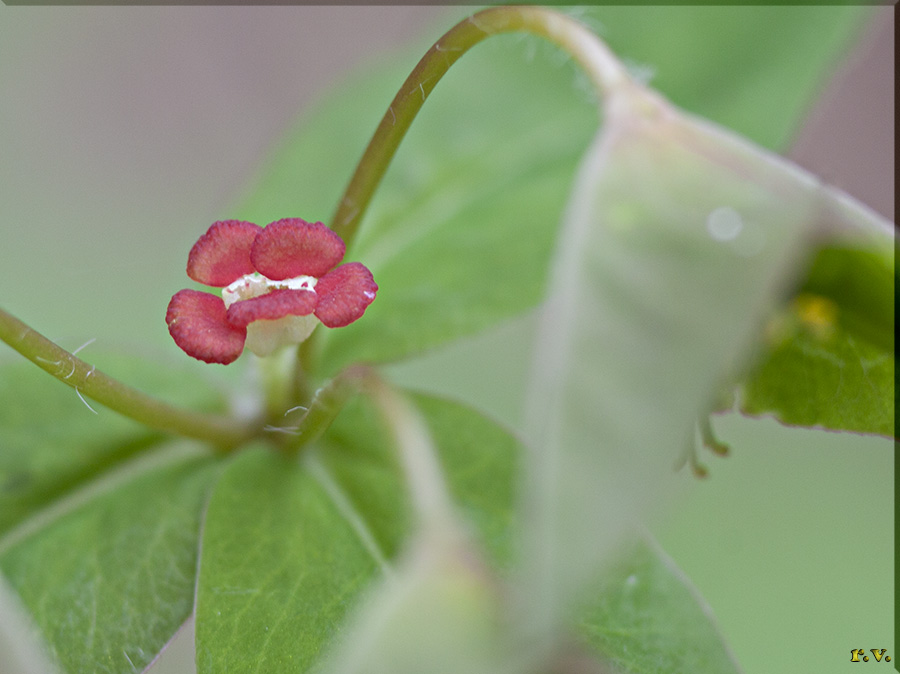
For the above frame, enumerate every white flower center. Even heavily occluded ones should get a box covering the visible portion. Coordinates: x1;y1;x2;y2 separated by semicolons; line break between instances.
221;272;318;309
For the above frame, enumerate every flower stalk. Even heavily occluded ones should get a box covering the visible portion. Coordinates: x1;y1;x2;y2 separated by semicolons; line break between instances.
280;364;370;452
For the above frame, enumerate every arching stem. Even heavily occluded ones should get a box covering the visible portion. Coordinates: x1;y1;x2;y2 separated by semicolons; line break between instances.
330;5;629;249
0;306;257;451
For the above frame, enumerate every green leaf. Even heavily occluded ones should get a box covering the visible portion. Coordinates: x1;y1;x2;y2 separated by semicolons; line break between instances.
324;393;521;567
738;245;895;437
798;245;894;355
741;321;894;436
233;6;866;377
317;394;742;674
0;352;228;536
576;541;741;674
0;447;219;674
0;347;740;673
194;391;519;672
194;447;384;673
0;351;231;673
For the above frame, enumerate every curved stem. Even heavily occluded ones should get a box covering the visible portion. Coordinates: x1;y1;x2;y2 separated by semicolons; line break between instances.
330;5;629;248
0;306;256;451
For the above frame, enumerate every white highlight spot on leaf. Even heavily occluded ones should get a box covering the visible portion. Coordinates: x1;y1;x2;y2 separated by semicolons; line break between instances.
706;206;743;242
706;206;767;257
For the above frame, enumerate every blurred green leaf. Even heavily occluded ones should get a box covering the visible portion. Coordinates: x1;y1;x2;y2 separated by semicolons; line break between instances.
798;246;894;354
0;448;219;674
233;6;866;377
406;394;519;566
738;245;895;437
740;319;893;437
315;526;507;674
581;5;864;150
576;541;741;674
317;524;745;674
517;83;831;634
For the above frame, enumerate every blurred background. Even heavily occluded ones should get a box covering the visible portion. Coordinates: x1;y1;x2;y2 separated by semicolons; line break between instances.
0;6;893;674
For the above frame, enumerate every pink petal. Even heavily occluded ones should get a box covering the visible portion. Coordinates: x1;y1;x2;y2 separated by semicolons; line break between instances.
314;262;378;328
166;289;246;364
250;219;345;280
225;288;318;328
187;220;262;287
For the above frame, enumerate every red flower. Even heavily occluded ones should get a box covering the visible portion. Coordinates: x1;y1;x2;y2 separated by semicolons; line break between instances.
166;219;377;364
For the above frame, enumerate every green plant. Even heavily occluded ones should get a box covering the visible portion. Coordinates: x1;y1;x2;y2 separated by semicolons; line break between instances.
0;6;893;674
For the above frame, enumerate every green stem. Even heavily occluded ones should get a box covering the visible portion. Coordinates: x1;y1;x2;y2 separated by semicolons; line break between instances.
281;364;369;453
330;5;629;248
0;306;256;451
290;330;318;409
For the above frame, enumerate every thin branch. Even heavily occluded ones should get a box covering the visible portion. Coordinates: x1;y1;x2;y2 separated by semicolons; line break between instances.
331;5;629;249
0;306;256;451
